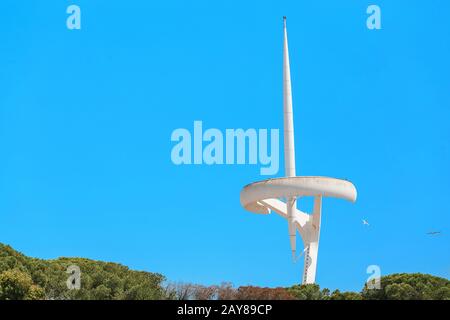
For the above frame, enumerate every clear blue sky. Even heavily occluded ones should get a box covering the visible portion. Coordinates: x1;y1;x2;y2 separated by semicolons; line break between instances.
1;0;449;292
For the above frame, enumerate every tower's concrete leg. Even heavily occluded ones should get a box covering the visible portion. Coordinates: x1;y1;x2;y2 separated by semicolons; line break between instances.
302;241;319;284
301;196;322;284
287;198;297;260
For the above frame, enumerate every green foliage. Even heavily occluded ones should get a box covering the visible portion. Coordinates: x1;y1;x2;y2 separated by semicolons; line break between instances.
0;269;45;300
286;274;448;300
362;273;450;300
1;243;448;300
330;289;362;300
287;284;327;300
0;243;166;300
236;286;295;300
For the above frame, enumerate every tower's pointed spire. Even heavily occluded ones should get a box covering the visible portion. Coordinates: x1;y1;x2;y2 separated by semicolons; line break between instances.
283;17;296;178
283;17;298;262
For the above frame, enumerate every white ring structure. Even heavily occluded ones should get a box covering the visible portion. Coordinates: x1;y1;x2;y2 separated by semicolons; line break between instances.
241;176;357;215
240;177;357;284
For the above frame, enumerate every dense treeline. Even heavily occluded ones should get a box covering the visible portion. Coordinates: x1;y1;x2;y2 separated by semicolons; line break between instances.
0;243;448;300
0;243;165;299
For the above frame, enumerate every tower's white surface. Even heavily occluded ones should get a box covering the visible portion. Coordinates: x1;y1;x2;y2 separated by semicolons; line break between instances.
240;17;357;284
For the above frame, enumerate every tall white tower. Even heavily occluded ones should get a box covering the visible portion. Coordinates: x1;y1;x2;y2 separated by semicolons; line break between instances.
240;17;357;284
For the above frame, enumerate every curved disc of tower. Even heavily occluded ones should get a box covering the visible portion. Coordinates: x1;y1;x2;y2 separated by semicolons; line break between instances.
240;176;357;284
240;176;357;214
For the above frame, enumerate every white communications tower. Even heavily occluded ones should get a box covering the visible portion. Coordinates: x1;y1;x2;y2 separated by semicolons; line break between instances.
240;17;357;284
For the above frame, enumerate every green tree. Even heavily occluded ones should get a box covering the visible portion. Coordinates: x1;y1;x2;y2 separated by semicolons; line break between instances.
0;269;44;300
0;243;167;300
330;289;362;300
288;284;325;300
362;273;450;300
26;285;46;300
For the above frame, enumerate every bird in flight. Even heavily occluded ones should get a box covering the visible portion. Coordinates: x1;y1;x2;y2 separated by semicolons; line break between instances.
426;231;441;236
362;219;370;226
